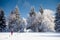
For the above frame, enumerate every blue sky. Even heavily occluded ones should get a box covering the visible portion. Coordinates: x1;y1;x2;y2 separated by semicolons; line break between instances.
0;0;60;18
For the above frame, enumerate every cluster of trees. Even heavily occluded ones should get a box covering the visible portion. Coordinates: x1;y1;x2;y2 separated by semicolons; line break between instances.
0;4;60;32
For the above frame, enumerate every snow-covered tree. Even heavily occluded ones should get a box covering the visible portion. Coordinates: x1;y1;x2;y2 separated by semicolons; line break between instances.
55;4;60;32
38;8;55;32
0;8;6;32
27;7;39;32
8;5;22;32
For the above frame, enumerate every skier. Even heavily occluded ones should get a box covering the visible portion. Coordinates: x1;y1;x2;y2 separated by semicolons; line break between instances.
11;28;13;35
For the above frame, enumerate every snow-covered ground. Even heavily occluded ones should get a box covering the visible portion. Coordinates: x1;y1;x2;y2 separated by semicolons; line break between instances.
0;33;60;40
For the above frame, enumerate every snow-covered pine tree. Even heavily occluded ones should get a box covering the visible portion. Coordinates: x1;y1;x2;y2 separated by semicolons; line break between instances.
38;6;55;32
8;5;21;32
0;8;6;32
27;7;38;32
55;4;60;32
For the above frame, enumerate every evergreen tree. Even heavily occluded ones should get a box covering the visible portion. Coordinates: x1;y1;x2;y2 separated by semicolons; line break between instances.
55;4;60;32
8;5;21;32
38;6;55;32
0;8;6;32
27;7;38;32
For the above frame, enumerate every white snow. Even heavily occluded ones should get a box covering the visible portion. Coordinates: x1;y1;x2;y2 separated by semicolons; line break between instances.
0;33;60;40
